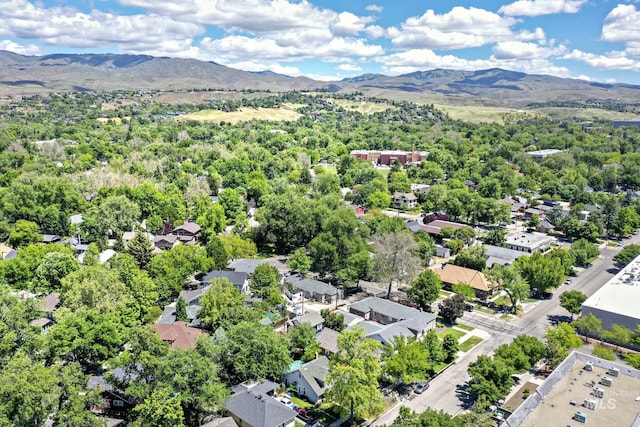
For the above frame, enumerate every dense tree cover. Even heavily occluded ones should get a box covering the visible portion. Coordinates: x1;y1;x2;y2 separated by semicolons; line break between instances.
613;244;640;266
3;90;640;424
559;290;587;319
407;269;442;311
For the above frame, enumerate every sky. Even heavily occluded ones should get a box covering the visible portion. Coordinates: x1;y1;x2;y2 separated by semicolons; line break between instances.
1;0;640;83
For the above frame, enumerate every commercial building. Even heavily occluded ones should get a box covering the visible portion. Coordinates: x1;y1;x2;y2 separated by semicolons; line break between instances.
526;149;562;162
502;351;640;427
581;254;640;330
504;232;556;254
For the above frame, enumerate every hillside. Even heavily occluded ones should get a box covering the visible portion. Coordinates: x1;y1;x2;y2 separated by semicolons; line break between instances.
2;51;640;107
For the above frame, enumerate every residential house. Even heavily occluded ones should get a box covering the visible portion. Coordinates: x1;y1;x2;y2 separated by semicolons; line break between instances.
536;219;555;234
432;264;495;299
229;258;289;276
464;180;477;190
347;204;366;218
224;380;296;427
504;231;556;253
315;328;340;355
293;311;324;333
434;245;451;258
411;183;431;195
30;317;54;332
122;231;154;247
200;270;250;294
171;221;201;244
70;213;84;225
286;274;342;304
199;418;237;427
283;356;330;404
153;233;179;250
0;243;17;260
392;192;418;210
157;284;211;325
422;220;466;240
348;297;436;340
42;234;62;243
152;321;206;349
62;237;90;253
30;292;61;332
87;371;135;419
483;245;527;268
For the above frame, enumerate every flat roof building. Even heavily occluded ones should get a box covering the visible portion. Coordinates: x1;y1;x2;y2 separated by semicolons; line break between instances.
581;254;640;330
504;232;556;254
502;351;640;427
527;149;562;162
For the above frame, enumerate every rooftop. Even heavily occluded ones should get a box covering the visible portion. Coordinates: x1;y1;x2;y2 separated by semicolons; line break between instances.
286;274;338;296
582;254;640;321
527;149;563;156
432;264;493;292
505;231;555;249
504;351;640;427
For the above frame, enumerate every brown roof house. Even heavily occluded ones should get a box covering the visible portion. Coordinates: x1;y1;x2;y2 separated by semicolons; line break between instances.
433;264;496;299
171;221;201;244
152;321;206;349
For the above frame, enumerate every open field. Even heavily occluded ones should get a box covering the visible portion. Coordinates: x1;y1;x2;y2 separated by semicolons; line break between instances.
177;107;302;123
458;336;483;352
434;104;540;124
330;99;395;114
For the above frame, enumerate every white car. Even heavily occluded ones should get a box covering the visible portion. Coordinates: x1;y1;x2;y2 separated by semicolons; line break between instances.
276;396;294;408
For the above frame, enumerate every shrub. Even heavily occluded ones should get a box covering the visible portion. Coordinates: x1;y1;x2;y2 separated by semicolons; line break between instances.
592;345;616;361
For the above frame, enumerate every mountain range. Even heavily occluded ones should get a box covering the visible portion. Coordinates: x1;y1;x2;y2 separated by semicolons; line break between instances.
1;50;640;107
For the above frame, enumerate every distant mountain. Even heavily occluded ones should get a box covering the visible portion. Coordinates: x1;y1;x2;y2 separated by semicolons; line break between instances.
1;51;640;107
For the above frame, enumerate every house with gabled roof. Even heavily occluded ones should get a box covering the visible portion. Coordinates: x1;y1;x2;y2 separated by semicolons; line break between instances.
315;328;340;355
432;263;495;299
153;233;179;250
348;297;436;340
200;270;250;294
224;380;296;427
87;369;136;420
283;356;330;404
286;274;342;304
392;192;418;209
0;243;17;260
152;321;206;349
171;221;201;244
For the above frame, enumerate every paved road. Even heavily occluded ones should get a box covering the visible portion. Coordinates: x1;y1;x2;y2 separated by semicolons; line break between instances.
373;238;632;425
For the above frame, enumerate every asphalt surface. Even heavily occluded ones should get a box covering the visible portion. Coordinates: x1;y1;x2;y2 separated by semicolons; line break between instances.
373;237;634;425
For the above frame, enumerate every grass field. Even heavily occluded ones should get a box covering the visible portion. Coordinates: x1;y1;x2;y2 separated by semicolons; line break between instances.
438;328;466;341
177;107;302;123
434;104;540;124
456;323;474;332
459;336;483;352
330;99;395;114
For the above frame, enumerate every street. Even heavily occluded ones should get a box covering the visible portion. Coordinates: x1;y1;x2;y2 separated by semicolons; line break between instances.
373;238;629;425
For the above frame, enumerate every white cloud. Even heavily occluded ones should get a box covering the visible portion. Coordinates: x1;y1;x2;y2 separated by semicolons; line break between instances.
336;63;362;71
200;34;383;64
0;0;203;49
499;0;587;17
602;4;640;45
0;39;42;55
492;41;566;59
389;7;520;50
365;25;386;39
225;60;300;76
564;49;640;71
376;48;572;78
576;74;592;81
365;4;383;13
332;12;374;36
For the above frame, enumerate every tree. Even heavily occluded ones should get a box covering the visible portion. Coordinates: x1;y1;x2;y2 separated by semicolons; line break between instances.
94;195;141;238
602;324;633;350
483;228;507;247
485;264;529;311
218;188;245;221
452;283;476;301
439;294;466;324
7;219;41;248
130;387;186;427
320;309;345;332
289;323;317;360
287;247;311;274
544;323;582;352
559;290;587;319
526;215;540;230
126;230;155;270
407;269;442;311
572;313;602;343
367;190;391;209
175;296;188;322
217;321;292;384
467;355;515;408
326;328;383;424
592;345;616;361
220;234;257;260
205;235;229;269
613;244;640;266
512;335;545;367
382;335;432;385
198;278;246;330
33;251;78;292
371;231;421;299
515;251;564;296
442;333;459;362
569;239;599;267
452;246;486;271
61;265;131;315
250;263;280;299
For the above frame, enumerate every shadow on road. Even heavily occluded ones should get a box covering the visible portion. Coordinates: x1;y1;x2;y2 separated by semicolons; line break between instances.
547;314;572;325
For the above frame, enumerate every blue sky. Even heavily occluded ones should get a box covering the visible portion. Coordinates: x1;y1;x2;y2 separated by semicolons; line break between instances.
1;0;640;83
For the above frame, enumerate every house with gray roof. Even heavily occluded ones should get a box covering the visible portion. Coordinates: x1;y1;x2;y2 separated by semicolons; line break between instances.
228;258;289;276
224;380;296;427
200;270;250;294
286;274;342;304
348;297;436;340
283;356;330;404
315;328;340;355
293;311;324;332
483;244;528;268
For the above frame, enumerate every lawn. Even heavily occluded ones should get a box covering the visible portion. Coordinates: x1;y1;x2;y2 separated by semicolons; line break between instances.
458;336;483;352
475;306;495;315
455;323;474;332
290;395;311;409
438;328;466;341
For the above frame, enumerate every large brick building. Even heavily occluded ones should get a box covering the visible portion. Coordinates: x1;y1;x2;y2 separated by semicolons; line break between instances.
350;149;428;166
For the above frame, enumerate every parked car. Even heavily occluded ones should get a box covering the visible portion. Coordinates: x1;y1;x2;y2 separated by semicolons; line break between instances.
464;303;474;312
414;382;430;394
277;396;294;408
